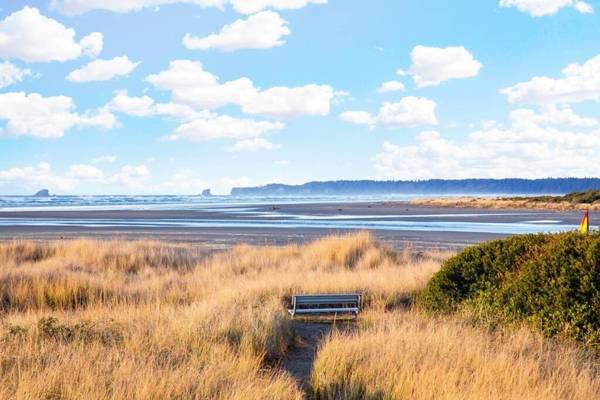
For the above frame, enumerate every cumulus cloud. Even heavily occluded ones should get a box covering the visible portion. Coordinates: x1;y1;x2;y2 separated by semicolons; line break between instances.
67;56;139;82
0;7;101;62
399;45;482;87
501;53;600;105
146;59;338;117
51;0;224;15
0;92;117;139
51;0;326;15
79;32;104;58
499;0;593;17
106;90;217;122
107;90;155;116
0;162;214;194
340;97;438;128
166;115;283;141
229;0;327;14
0;162;77;192
67;164;104;179
227;138;280;152
108;165;152;189
377;80;405;93
242;84;337;117
0;62;31;88
183;11;290;51
510;106;597;128
105;89;283;143
374;109;600;180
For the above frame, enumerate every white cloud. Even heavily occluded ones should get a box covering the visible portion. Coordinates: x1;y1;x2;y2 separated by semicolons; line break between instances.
183;11;290;51
229;0;327;14
510;106;597;128
501;53;600;105
0;162;76;192
374;112;600;180
146;60;253;109
79;32;103;58
166;115;283;141
146;59;338;117
153;102;214;120
107;90;155;116
67;164;104;179
228;138;280;152
105;89;282;144
109;165;152;189
51;0;226;15
499;0;593;16
377;80;405;93
400;45;482;87
0;92;117;139
242;84;337;117
0;62;31;88
574;1;594;13
107;90;216;122
93;155;117;164
340;97;438;128
67;56;139;82
51;0;326;15
0;7;101;62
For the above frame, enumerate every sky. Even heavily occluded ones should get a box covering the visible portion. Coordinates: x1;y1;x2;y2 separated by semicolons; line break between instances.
2;0;600;195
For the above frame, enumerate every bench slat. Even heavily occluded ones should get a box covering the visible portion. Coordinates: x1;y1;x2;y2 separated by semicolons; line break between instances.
288;307;359;315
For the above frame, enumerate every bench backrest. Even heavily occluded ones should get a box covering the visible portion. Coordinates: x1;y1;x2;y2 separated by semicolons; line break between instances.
293;294;360;306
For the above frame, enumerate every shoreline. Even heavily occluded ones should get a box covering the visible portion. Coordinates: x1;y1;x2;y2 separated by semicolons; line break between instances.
0;201;593;251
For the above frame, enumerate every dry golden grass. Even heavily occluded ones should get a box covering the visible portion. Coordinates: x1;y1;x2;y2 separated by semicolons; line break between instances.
312;311;600;400
411;196;600;210
1;232;599;399
0;232;442;399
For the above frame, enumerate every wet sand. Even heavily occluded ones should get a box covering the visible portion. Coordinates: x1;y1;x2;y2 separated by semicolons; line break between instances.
0;202;593;250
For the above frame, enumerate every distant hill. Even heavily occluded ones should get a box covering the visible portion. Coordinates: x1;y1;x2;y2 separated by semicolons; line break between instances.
230;178;600;196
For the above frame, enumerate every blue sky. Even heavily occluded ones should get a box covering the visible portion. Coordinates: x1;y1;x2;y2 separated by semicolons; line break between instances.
1;0;600;194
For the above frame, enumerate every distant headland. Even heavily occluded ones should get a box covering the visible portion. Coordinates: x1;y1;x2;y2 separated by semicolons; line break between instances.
230;178;600;197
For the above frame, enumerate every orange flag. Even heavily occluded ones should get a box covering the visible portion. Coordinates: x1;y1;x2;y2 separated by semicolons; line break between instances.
579;211;590;235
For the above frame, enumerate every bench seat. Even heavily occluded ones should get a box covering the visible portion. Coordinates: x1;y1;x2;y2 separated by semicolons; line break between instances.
288;293;361;318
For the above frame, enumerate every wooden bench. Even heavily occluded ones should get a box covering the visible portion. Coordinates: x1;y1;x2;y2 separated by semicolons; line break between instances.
288;294;361;318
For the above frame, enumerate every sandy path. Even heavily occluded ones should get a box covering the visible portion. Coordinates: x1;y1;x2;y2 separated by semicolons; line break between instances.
282;320;355;398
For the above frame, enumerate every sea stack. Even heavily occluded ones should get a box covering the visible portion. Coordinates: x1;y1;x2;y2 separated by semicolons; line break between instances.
34;189;51;197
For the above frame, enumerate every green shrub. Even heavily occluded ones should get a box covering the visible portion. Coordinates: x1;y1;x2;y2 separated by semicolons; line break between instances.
419;232;600;343
505;190;600;204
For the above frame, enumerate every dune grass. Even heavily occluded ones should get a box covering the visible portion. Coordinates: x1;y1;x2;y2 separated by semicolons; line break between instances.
412;190;600;210
1;233;599;399
312;311;600;400
0;232;442;399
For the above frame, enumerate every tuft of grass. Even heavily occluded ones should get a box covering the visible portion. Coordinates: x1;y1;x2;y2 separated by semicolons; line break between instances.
312;311;600;400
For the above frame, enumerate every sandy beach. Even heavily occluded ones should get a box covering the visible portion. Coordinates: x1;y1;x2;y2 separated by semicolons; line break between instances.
0;201;593;250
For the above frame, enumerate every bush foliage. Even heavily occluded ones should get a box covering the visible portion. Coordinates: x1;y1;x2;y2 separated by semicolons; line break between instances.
506;190;600;204
419;232;600;343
